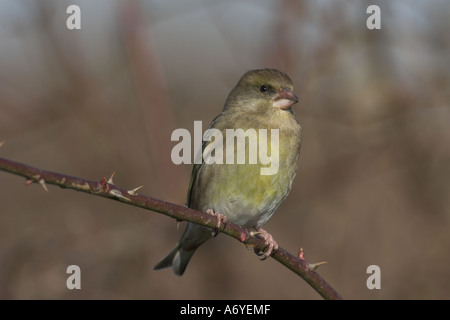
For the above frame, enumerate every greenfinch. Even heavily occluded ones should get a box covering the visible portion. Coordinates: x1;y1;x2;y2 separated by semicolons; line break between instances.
154;68;302;275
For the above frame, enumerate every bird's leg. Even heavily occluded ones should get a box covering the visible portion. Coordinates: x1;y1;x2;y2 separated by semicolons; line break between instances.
251;227;278;260
206;209;227;237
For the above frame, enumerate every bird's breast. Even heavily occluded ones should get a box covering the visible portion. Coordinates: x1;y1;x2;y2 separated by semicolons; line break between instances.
191;115;301;229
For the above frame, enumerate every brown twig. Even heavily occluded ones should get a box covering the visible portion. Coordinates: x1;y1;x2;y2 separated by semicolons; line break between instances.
0;156;343;300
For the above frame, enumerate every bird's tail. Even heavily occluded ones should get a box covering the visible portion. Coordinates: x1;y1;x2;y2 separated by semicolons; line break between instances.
154;222;213;275
153;242;196;276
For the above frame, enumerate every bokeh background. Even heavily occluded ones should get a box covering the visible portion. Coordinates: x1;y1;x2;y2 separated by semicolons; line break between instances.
0;0;449;299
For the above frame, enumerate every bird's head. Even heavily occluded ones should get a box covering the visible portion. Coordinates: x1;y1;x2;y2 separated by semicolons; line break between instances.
225;68;299;113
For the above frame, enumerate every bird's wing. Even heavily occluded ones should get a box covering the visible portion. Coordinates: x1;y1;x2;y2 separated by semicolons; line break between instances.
186;113;224;207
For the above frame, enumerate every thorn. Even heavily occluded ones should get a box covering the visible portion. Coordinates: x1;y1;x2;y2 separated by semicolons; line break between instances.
107;171;116;185
108;189;131;201
25;179;34;186
0;141;4;148
250;230;261;237
240;229;255;250
298;248;305;260
176;220;181;230
308;261;327;272
39;179;48;192
99;177;108;191
127;185;144;196
240;229;250;243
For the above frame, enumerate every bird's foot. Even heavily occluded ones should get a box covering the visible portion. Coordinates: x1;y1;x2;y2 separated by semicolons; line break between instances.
251;228;278;260
206;209;227;237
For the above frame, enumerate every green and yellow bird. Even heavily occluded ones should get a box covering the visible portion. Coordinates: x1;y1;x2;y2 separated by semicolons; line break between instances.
154;68;302;275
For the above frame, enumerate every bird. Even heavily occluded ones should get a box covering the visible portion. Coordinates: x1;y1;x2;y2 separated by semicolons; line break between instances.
153;68;302;276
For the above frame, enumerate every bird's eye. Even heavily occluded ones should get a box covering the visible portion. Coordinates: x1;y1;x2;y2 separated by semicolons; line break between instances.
259;85;268;92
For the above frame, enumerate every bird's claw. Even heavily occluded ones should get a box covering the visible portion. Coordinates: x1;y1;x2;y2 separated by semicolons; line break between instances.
251;228;278;260
206;209;227;237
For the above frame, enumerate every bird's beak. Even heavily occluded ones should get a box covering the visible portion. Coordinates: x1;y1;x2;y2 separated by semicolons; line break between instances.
272;88;299;110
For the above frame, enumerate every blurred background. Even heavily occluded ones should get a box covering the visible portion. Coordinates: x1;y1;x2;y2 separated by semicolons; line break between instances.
0;0;449;299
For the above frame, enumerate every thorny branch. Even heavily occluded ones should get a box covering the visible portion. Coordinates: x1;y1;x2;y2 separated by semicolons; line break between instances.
0;156;343;300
